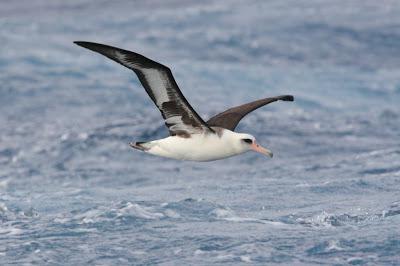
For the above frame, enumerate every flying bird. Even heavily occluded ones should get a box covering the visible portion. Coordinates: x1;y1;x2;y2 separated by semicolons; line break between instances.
74;41;294;161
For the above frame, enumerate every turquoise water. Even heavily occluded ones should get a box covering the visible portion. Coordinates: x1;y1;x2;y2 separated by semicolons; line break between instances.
1;1;400;264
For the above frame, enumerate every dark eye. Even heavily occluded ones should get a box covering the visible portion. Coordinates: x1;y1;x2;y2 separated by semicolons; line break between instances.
242;138;253;144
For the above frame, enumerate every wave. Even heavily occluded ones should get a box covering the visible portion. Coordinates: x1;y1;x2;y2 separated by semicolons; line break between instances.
280;200;400;228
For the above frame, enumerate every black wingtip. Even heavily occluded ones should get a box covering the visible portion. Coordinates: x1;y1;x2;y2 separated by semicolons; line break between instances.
74;41;91;50
73;41;84;46
73;41;117;58
74;41;95;49
281;95;294;101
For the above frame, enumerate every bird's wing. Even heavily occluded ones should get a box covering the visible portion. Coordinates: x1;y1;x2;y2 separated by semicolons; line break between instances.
206;95;294;131
75;41;213;137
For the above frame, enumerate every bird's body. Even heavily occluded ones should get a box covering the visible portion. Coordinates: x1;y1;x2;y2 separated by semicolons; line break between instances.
75;41;294;162
133;128;262;161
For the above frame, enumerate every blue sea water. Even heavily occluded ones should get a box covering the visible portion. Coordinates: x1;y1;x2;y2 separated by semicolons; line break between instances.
1;0;400;264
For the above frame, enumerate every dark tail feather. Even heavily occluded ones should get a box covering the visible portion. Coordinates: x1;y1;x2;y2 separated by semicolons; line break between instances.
129;141;149;151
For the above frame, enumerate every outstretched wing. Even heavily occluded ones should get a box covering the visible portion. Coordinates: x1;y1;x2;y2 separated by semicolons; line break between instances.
207;95;294;131
74;41;213;137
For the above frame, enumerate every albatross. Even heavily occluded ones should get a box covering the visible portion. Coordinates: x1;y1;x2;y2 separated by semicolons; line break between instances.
75;41;294;161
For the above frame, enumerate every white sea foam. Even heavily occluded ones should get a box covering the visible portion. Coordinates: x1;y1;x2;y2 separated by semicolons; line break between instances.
0;226;23;236
211;208;286;226
0;180;9;189
326;240;344;251
0;202;8;213
240;255;252;263
117;202;164;220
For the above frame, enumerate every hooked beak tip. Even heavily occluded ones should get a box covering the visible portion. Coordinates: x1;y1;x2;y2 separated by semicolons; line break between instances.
251;142;273;158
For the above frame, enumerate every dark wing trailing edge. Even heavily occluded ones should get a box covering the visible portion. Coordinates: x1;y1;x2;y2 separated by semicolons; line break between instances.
74;41;213;137
207;95;294;131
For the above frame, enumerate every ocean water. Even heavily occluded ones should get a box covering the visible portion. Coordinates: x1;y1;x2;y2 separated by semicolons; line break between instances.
1;0;400;265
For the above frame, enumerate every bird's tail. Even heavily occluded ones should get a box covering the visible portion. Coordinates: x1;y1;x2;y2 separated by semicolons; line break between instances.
129;141;152;151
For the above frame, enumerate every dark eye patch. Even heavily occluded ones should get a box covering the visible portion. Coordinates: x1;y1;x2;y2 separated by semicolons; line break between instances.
242;138;253;144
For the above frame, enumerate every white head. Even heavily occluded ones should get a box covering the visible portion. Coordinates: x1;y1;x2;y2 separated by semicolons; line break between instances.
230;132;273;158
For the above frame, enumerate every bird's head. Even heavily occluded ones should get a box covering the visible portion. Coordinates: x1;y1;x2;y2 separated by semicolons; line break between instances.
233;133;273;158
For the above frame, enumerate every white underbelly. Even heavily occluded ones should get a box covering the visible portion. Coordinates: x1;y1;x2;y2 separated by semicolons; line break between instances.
145;134;240;161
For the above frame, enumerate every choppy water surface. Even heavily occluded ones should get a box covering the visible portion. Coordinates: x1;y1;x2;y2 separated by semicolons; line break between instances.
1;1;400;265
